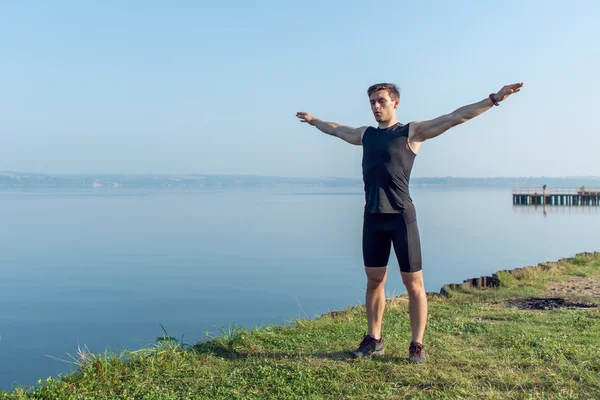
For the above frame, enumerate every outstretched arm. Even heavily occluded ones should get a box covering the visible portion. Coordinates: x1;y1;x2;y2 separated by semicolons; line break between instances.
410;82;523;144
296;112;366;146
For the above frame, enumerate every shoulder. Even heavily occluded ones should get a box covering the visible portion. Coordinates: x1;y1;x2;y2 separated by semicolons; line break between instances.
360;126;374;144
392;122;411;137
405;121;424;154
406;121;423;140
397;122;410;131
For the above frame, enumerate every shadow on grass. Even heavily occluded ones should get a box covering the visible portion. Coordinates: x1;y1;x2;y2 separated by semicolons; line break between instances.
191;342;412;364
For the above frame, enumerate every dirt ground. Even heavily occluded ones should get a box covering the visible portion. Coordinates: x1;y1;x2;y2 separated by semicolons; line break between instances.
546;276;600;298
505;297;597;310
502;277;600;310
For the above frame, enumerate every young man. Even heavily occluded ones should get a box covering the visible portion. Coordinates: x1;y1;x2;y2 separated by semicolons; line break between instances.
296;81;523;362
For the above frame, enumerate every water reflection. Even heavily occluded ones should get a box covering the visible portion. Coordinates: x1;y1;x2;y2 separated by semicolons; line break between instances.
513;203;599;217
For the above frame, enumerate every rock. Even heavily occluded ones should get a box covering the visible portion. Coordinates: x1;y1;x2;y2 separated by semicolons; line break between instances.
439;276;499;296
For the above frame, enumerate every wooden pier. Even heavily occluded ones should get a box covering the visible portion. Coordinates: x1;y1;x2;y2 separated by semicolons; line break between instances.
513;187;600;206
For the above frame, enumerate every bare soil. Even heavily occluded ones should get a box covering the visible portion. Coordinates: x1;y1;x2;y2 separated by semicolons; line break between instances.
546;276;600;298
504;276;600;310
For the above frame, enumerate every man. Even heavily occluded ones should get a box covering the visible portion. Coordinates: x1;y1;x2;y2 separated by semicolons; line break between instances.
296;81;523;363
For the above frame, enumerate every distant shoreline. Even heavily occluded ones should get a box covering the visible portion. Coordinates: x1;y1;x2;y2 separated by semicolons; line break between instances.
1;172;600;190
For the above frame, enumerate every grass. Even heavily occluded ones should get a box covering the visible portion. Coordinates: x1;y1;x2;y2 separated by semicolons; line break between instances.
2;252;600;399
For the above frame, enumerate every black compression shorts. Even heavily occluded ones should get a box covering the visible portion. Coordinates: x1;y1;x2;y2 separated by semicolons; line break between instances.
362;211;422;273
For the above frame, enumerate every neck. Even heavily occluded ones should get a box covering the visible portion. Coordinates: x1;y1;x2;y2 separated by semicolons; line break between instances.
378;116;399;129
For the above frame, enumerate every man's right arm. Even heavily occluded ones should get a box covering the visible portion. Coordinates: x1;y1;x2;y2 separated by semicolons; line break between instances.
296;112;366;146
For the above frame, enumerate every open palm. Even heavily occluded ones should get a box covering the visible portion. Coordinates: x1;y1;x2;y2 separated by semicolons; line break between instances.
496;82;523;102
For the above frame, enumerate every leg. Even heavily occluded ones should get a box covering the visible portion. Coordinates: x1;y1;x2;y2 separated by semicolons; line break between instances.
362;213;392;340
351;213;391;358
365;266;387;340
401;270;427;344
391;208;427;362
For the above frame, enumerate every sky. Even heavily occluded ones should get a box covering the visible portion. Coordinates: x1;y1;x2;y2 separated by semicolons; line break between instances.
1;0;599;178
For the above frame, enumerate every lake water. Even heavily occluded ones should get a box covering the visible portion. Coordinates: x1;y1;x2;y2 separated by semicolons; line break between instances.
1;186;599;391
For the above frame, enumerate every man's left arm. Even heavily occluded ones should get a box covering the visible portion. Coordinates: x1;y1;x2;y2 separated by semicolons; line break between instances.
409;82;523;144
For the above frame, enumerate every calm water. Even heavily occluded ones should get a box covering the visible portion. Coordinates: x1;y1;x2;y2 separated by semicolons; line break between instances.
1;186;599;391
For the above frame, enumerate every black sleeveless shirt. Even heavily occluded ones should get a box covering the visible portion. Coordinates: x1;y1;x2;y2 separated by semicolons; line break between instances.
361;122;417;214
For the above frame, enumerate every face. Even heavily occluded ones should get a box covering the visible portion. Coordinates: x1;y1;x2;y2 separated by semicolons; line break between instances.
369;90;399;122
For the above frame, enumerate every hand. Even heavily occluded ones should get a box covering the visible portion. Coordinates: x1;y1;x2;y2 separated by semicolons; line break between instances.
296;112;315;125
495;82;523;102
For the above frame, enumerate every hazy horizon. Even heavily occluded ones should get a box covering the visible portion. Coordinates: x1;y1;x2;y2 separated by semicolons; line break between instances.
3;171;600;192
3;170;600;179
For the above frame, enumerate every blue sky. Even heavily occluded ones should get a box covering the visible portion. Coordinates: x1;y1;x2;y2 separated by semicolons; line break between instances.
1;0;598;178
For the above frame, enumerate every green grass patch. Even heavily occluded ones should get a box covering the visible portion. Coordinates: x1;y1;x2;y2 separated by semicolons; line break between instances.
2;252;599;399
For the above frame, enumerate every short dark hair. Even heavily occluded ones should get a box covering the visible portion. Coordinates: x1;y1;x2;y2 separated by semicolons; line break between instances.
367;83;400;101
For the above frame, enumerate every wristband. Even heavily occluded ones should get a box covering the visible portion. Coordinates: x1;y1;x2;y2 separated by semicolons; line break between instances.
489;93;499;106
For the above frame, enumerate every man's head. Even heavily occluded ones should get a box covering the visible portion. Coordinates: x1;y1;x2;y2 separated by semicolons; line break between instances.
367;83;400;123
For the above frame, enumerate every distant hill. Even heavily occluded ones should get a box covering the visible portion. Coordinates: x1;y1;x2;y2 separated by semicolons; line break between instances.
0;172;360;189
1;172;599;189
409;176;600;189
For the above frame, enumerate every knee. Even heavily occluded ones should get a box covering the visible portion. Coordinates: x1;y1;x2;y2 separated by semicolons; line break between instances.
366;274;386;290
403;277;424;296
